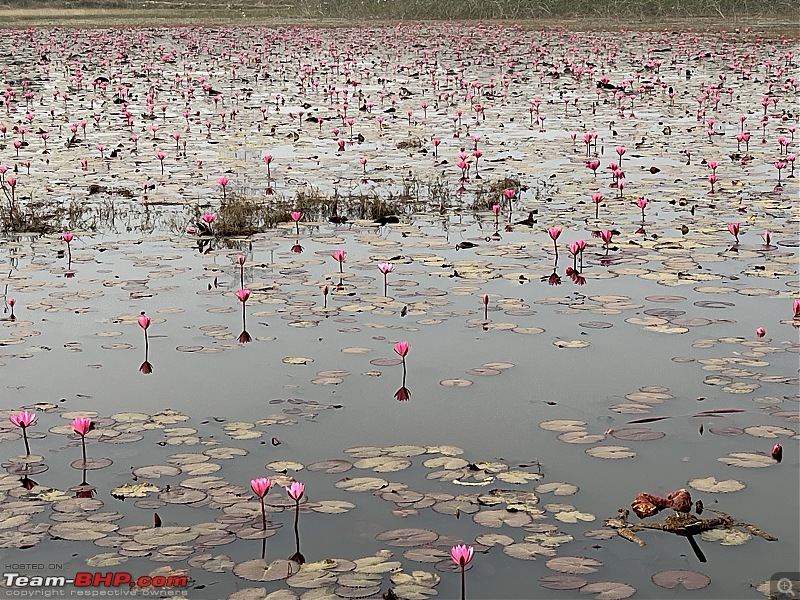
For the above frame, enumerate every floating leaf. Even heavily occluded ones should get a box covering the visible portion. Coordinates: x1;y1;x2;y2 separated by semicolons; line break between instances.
86;553;128;567
718;452;775;468
687;477;746;493
700;528;752;546
234;559;297;582
609;427;666;441
503;542;557;560
132;465;181;479
353;457;412;473
375;528;439;547
579;581;636;599
282;357;314;365
310;501;356;514
475;533;514;547
306;460;353;474
538;575;588;590
50;522;118;541
111;482;159;498
546;556;603;574
585;446;636;459
335;477;389;493
473;510;532;528
743;425;796;439
539;420;587;433
553;339;590;349
536;482;579;496
554;510;595;524
651;569;711;590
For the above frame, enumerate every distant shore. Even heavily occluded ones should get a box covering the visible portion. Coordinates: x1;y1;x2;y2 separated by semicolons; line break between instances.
0;4;797;33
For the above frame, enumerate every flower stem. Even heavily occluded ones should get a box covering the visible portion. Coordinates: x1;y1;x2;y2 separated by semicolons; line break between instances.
460;565;466;600
294;500;300;550
22;427;30;456
260;497;267;530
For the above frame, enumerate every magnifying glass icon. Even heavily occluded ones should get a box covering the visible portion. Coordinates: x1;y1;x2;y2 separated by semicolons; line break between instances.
777;578;796;598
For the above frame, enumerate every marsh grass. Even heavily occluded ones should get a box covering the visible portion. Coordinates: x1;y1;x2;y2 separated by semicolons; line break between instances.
0;191;100;234
183;176;457;236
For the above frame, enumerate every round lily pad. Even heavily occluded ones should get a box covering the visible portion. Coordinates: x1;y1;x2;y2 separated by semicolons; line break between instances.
652;569;711;590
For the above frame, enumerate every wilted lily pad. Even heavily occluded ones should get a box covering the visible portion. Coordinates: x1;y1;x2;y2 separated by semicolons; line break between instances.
111;482;160;498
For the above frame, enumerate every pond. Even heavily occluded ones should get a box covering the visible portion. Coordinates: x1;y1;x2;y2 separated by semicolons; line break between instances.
0;22;797;600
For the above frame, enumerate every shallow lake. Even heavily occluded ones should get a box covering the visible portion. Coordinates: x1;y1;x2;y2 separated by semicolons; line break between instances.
0;22;797;600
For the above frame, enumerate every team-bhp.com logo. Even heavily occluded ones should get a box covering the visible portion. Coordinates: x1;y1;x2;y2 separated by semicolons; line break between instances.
4;571;189;589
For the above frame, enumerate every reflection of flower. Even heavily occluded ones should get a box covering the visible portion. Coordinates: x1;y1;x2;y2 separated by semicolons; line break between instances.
237;331;252;344
394;386;411;401
291;243;304;254
139;361;153;374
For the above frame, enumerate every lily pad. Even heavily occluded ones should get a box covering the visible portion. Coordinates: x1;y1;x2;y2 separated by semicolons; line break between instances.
652;569;711;590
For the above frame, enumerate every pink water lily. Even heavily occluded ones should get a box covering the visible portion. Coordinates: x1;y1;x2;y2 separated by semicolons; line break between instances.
332;249;346;272
138;314;151;330
291;211;303;234
378;262;394;295
286;481;307;564
636;197;649;219
251;477;272;498
450;544;474;600
10;410;37;455
600;230;614;253
72;417;93;465
236;289;251;303
591;193;604;219
287;481;305;501
394;341;410;357
394;341;411;398
71;417;92;436
251;477;272;530
728;222;740;244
